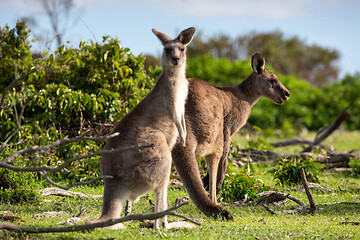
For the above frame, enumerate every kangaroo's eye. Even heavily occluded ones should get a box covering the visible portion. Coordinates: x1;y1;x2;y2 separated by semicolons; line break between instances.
180;48;185;52
270;79;277;85
165;48;171;53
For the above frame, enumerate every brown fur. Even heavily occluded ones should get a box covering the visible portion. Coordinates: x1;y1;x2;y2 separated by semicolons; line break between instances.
88;27;195;230
172;53;290;219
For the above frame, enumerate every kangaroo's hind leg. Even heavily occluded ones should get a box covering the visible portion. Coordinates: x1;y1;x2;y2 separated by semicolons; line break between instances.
154;178;170;230
96;178;130;229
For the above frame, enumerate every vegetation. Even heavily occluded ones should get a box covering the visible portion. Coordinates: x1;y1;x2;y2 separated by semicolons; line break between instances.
0;168;42;204
1;158;359;239
272;157;323;186
0;21;158;183
219;163;270;203
0;21;359;239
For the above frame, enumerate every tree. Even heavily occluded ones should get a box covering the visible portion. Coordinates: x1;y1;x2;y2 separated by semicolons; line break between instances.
186;31;340;87
23;0;76;50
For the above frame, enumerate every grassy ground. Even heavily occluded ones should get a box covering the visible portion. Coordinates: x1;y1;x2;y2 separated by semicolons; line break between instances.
1;131;360;239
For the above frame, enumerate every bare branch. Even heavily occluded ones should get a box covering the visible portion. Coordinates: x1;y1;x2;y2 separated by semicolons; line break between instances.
270;138;316;148
0;202;197;233
1;131;120;164
302;102;352;152
40;187;102;200
246;191;305;206
300;168;317;213
40;171;113;190
0;143;153;173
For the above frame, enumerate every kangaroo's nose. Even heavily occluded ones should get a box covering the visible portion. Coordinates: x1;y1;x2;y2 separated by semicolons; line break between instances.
172;56;180;65
285;91;290;98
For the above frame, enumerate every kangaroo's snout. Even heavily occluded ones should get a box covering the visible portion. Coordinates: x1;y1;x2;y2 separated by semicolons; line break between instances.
283;90;290;100
172;56;180;65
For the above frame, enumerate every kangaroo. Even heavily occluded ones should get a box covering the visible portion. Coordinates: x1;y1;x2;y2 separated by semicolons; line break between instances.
88;27;195;230
171;53;290;217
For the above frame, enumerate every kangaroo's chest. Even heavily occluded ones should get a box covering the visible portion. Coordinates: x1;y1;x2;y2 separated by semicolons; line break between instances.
173;78;189;118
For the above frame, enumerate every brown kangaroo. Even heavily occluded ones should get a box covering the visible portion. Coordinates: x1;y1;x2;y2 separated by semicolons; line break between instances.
171;53;290;218
88;27;195;230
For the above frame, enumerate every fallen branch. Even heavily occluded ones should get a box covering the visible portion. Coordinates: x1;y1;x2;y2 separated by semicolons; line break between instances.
302;102;352;153
0;143;153;173
270;138;314;148
0;201;199;233
300;168;317;213
40;171;112;190
41;188;103;200
246;191;305;206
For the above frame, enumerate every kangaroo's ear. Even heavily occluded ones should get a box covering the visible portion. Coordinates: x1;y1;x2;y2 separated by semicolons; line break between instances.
251;53;266;74
152;28;172;45
176;27;196;46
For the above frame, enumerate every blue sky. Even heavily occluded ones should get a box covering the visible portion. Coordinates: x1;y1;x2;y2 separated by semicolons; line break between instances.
1;0;359;78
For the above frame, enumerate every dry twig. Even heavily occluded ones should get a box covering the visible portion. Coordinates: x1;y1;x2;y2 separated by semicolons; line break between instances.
300;168;317;213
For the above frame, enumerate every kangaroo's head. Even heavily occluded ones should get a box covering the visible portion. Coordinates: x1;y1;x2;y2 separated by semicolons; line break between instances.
152;27;195;68
251;53;290;104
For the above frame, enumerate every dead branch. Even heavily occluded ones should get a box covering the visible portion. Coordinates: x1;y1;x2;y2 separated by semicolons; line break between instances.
270;138;314;148
0;143;153;173
1;131;121;164
302;102;352;152
41;188;103;200
300;168;317;213
0;201;200;233
246;191;305;206
40;171;112;190
262;204;277;214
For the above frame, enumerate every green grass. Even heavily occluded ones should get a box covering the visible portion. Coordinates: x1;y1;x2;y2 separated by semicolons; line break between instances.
1;131;360;239
1;176;359;239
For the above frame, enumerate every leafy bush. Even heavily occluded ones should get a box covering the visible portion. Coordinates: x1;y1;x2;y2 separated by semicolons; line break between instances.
272;157;323;186
0;21;158;184
219;163;270;203
0;168;42;204
349;157;360;176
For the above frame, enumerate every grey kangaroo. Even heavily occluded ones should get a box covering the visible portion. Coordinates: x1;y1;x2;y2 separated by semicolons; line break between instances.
89;27;195;230
171;53;290;218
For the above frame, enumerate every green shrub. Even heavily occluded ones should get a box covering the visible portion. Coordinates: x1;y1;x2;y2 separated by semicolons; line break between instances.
219;163;270;203
349;157;360;176
0;21;158;184
272;157;323;186
0;168;42;204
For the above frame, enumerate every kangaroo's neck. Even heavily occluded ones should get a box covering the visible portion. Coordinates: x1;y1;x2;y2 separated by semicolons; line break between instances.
160;63;187;81
236;73;261;107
